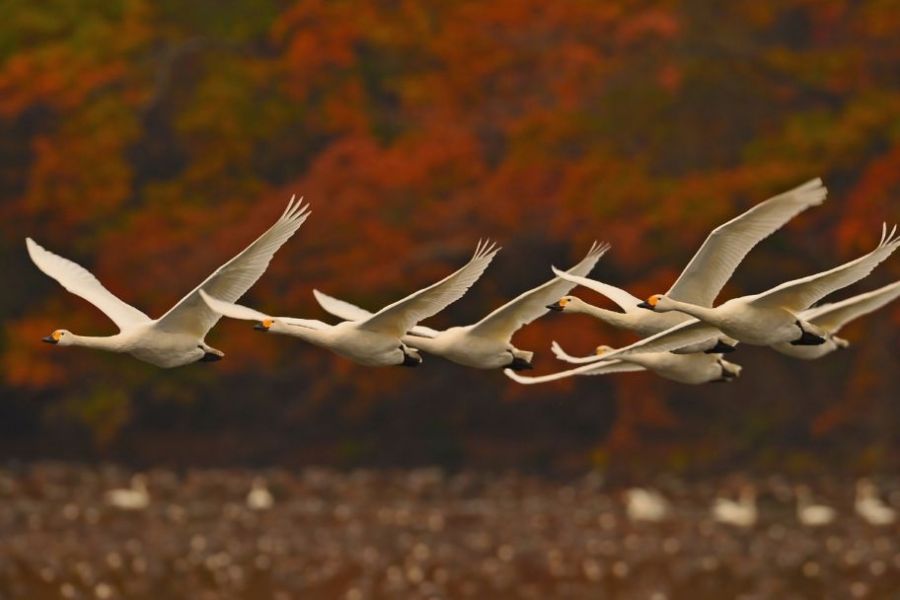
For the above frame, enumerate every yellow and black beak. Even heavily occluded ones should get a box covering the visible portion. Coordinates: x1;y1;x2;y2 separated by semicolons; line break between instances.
546;301;564;312
42;335;58;344
637;300;656;310
254;318;274;332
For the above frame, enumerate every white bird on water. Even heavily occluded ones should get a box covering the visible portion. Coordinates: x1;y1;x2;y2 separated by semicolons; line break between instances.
27;197;310;368
313;242;609;370
201;240;500;367
246;478;274;511
105;474;150;511
855;479;897;526
712;484;757;528
625;488;670;523
546;179;827;354
795;485;836;527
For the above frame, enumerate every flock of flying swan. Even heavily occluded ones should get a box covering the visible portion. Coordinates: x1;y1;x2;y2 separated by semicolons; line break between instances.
26;178;900;386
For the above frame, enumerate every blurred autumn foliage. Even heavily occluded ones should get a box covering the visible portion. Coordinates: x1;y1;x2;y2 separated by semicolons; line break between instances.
1;0;898;473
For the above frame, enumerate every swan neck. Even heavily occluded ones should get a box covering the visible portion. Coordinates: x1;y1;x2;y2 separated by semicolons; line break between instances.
69;334;127;352
575;304;632;328
663;299;717;322
273;323;330;344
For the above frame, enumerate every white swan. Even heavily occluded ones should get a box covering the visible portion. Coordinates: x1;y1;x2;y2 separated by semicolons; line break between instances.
855;479;897;526
595;224;900;361
712;484;757;528
105;474;150;511
772;280;900;359
625;488;670;523
795;485;836;527
27;197;310;368
505;343;741;385
313;243;609;370
547;179;827;354
246;477;274;511
200;240;500;367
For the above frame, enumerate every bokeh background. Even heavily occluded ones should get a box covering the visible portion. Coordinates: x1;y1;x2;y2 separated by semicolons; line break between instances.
3;2;900;598
2;0;898;474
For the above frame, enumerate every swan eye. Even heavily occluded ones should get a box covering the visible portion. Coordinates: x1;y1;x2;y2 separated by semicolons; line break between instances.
646;295;660;307
52;330;63;341
559;298;569;307
262;318;274;329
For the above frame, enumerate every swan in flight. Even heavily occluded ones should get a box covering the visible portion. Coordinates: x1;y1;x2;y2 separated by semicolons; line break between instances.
27;198;310;368
313;242;609;370
504;343;741;385
795;485;836;527
200;240;501;367
547;179;827;354
593;224;900;362
712;484;757;528
772;280;900;360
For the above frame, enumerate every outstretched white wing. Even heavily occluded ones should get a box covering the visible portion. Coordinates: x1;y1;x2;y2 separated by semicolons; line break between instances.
589;319;722;362
504;360;644;385
750;224;900;313
468;242;610;341
312;289;375;322
312;289;441;338
357;240;500;338
26;237;151;331
154;197;310;337
799;280;900;333
550;340;607;365
199;290;328;330
667;178;826;306
550;269;643;313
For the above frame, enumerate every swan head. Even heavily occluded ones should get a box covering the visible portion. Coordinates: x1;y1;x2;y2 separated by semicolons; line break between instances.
546;296;590;313
546;296;573;312
253;318;275;332
42;329;73;346
594;345;614;356
637;294;668;311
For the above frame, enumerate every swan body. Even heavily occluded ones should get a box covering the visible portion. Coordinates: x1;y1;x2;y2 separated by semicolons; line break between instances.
314;242;609;370
597;225;900;362
201;240;501;367
712;485;757;528
105;475;150;511
795;486;836;527
549;179;827;353
625;488;670;522
772;280;900;359
855;479;897;526
27;198;310;368
505;343;741;385
246;478;274;511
